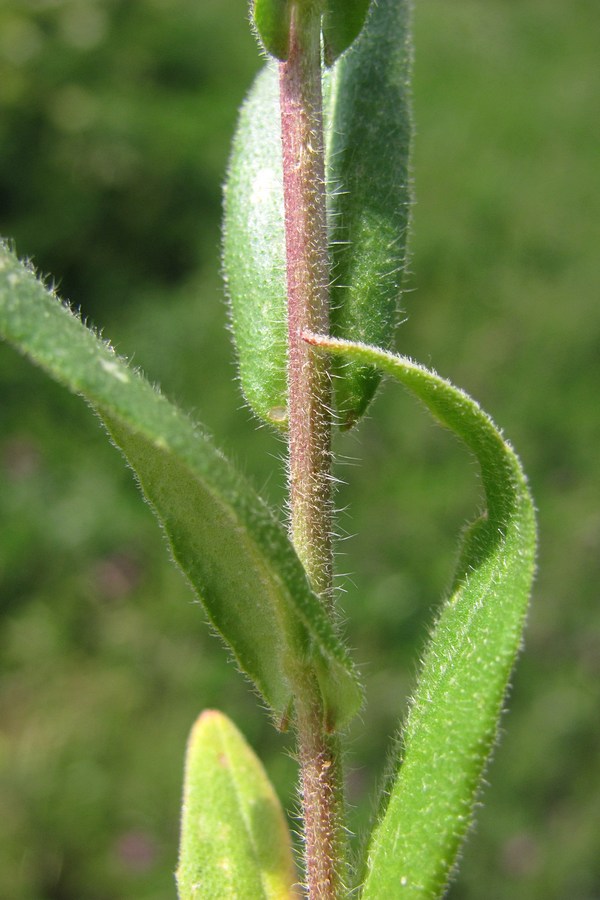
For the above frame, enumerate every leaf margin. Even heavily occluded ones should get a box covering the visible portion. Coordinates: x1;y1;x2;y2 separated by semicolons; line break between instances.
0;241;363;732
176;708;299;899
305;332;537;898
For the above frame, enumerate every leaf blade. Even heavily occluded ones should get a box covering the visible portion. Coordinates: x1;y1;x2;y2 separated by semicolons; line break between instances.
252;0;293;61
0;242;362;732
176;709;299;899
327;0;413;427
223;63;289;430
224;0;412;432
306;335;536;898
322;0;373;66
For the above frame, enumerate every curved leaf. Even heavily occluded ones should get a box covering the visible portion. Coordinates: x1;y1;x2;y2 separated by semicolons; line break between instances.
0;242;362;732
177;709;298;899
306;334;536;898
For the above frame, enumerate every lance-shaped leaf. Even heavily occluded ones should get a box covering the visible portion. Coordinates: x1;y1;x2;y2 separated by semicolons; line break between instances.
224;0;412;431
305;334;536;899
0;242;362;732
177;710;298;899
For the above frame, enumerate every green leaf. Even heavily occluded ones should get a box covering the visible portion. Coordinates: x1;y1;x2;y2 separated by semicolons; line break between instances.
327;0;412;428
322;0;372;66
252;0;371;64
306;334;536;899
252;0;293;61
223;63;289;431
176;709;298;899
0;241;362;732
224;0;412;431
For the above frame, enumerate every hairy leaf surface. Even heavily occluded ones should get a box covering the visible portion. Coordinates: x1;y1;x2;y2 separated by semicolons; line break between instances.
0;242;362;731
223;62;288;430
177;710;298;899
322;0;373;66
252;0;372;64
306;334;536;898
224;0;412;430
252;0;293;60
327;0;412;427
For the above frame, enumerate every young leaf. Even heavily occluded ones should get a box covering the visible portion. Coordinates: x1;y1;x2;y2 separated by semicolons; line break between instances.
252;0;372;64
223;62;289;431
176;710;298;899
322;0;373;66
306;334;536;898
252;0;293;61
0;242;362;733
327;0;412;428
224;0;412;431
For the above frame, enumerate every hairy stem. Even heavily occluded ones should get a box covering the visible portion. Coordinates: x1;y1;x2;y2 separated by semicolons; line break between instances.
279;4;345;897
280;4;332;602
296;693;346;899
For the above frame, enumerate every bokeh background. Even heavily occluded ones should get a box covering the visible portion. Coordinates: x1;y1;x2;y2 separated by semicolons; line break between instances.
1;1;598;897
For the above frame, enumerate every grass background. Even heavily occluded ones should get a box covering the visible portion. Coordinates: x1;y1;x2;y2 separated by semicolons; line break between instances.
1;0;598;897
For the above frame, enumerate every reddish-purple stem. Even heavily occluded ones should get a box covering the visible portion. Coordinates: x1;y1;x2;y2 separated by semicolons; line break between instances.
280;4;332;602
279;6;346;898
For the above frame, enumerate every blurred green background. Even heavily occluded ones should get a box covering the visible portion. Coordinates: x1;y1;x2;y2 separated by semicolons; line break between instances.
1;0;598;897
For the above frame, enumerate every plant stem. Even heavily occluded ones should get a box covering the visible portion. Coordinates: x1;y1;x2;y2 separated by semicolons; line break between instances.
296;692;346;899
280;4;332;602
279;4;345;897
